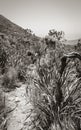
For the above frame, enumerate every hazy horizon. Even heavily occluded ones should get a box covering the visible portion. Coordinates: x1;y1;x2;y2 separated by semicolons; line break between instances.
0;0;81;40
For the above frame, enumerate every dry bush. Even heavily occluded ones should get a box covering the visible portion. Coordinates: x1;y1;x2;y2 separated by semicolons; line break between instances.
2;67;18;90
0;46;7;74
17;67;27;82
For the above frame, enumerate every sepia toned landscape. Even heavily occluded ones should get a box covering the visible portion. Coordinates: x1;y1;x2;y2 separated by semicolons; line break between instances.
0;13;81;130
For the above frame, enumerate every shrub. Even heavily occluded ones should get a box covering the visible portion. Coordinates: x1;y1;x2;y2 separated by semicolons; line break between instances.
2;67;18;90
17;69;26;82
45;35;56;49
0;47;7;74
48;29;65;41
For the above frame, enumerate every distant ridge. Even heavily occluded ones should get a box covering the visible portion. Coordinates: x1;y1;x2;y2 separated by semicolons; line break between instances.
0;14;25;36
0;14;80;44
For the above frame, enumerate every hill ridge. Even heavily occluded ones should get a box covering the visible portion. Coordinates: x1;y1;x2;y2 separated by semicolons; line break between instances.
0;14;25;36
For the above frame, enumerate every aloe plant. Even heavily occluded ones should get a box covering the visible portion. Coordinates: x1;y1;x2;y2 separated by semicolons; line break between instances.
31;52;81;130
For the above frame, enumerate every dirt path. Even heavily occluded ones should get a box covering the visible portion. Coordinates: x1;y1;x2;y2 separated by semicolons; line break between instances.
4;84;34;130
0;64;38;130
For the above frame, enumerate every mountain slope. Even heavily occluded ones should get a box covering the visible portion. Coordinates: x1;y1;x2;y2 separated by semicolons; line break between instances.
0;15;26;36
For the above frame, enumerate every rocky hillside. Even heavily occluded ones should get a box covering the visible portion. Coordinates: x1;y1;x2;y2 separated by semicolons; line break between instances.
0;15;42;74
0;15;26;36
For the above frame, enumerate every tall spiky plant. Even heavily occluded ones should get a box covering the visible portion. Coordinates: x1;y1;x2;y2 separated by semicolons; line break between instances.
31;52;81;130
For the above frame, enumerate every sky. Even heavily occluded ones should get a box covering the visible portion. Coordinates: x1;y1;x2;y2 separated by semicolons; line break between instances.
0;0;81;40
